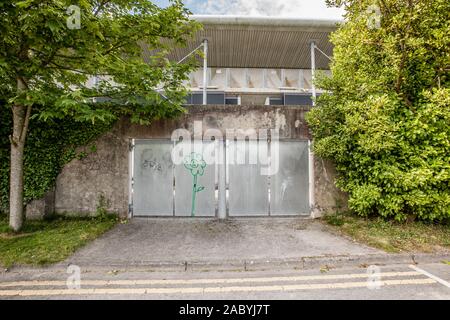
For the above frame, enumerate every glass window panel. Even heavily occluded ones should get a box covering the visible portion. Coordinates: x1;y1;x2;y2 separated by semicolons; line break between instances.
181;78;190;88
190;69;203;88
302;69;312;89
247;69;264;89
210;68;226;89
229;68;247;88
284;69;300;88
266;69;282;89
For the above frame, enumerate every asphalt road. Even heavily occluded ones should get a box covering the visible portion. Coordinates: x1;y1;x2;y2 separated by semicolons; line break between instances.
0;262;449;300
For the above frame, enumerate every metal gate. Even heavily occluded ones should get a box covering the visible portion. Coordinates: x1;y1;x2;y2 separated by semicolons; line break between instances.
131;139;310;217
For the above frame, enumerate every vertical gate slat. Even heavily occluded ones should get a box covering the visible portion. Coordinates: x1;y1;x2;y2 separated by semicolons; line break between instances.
132;140;174;216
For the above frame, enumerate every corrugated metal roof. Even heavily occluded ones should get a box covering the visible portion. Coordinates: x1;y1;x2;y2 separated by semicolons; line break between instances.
144;16;339;69
192;15;341;29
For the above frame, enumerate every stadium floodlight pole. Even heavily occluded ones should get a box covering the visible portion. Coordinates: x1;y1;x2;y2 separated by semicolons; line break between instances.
177;42;204;64
310;41;316;106
154;42;206;100
314;44;332;62
202;39;208;105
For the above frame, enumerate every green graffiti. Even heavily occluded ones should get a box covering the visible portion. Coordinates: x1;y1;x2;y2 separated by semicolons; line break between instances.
184;152;207;217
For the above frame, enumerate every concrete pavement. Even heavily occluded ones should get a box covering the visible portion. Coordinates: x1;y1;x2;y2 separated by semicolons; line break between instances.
63;218;382;270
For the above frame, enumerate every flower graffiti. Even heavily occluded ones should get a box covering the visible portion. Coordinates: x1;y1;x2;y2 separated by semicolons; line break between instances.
184;152;207;217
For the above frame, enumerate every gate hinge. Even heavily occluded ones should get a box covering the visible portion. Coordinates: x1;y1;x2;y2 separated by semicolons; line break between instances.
129;141;135;151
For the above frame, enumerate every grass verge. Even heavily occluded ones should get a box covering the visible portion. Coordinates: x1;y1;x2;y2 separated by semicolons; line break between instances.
0;214;118;268
322;212;450;253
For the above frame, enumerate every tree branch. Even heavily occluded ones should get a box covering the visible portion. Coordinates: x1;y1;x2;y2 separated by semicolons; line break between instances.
9;135;17;147
18;76;29;90
40;49;58;68
103;42;128;56
19;104;32;143
53;53;88;60
48;62;110;76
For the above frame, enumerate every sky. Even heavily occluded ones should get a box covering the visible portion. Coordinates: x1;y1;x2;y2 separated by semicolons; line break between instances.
153;0;345;20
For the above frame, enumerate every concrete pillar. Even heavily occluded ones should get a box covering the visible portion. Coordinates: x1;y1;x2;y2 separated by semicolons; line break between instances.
310;41;316;106
202;39;208;105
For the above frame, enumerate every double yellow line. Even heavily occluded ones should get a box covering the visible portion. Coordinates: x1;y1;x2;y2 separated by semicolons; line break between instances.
0;270;437;297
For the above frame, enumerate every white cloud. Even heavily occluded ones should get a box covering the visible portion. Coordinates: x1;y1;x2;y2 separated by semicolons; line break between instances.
189;0;344;20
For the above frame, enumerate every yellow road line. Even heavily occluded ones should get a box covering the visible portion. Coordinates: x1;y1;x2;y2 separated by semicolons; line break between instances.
208;279;437;293
0;278;436;296
0;271;421;288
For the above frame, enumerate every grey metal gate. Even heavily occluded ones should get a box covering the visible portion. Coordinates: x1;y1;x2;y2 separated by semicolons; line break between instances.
227;139;310;216
227;139;269;215
131;139;310;217
174;140;217;217
132;140;174;216
270;141;310;215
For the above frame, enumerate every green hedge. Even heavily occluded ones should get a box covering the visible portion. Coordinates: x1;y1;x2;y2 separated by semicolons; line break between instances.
306;0;450;222
0;106;113;214
308;90;450;221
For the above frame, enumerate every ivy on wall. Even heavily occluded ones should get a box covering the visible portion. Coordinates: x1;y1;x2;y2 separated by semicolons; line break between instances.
0;106;114;213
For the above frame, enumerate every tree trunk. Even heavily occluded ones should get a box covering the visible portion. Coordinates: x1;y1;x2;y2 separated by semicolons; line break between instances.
9;78;30;232
9;105;27;231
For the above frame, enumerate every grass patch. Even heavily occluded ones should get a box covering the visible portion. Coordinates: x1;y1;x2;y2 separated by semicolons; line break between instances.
0;214;118;268
322;212;450;253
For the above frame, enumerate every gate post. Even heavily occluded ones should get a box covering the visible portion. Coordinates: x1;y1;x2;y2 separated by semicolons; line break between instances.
218;139;227;219
308;140;316;217
310;40;316;106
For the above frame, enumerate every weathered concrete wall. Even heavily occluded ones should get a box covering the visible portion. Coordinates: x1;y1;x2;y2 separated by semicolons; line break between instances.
312;158;348;217
53;126;129;216
123;105;311;140
28;105;346;218
25;189;55;220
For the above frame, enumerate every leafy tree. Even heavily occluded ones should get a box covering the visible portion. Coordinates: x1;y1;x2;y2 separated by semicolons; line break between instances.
308;0;449;221
0;0;200;231
0;104;113;215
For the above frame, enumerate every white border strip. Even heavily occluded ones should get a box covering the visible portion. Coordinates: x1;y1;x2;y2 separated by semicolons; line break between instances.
409;265;450;289
308;140;315;217
128;138;134;218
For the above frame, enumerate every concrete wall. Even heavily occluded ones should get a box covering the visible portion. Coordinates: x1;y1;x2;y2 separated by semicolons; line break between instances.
26;105;347;219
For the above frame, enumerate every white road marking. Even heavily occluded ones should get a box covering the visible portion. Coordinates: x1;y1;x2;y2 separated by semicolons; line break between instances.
0;271;421;288
409;265;450;289
0;279;436;296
